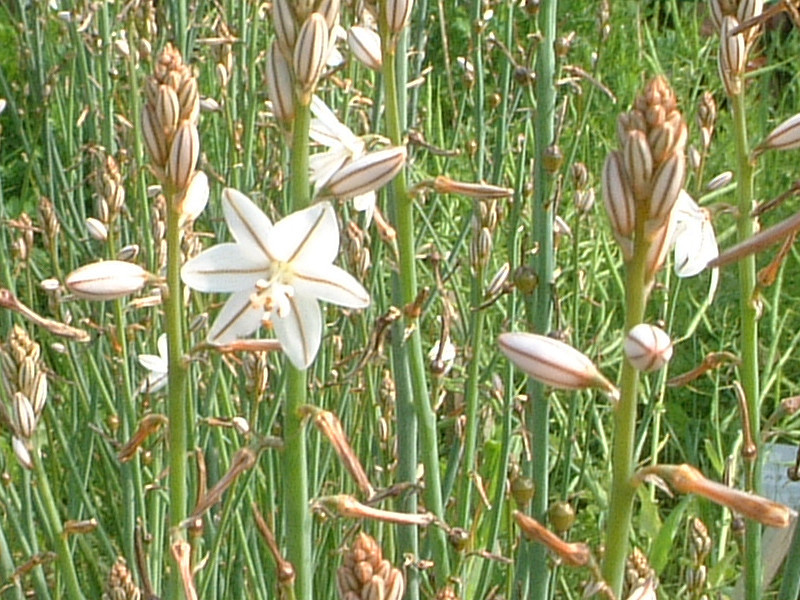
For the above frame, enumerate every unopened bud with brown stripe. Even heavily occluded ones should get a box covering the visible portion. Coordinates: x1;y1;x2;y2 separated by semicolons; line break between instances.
623;130;654;202
719;16;745;97
321;146;406;199
167;121;200;191
272;0;297;57
498;332;619;399
266;43;295;123
624;324;673;372
385;0;414;35
647;151;685;234
315;0;341;31
348;26;383;71
66;260;151;301
293;13;329;99
757;113;800;154
432;175;514;199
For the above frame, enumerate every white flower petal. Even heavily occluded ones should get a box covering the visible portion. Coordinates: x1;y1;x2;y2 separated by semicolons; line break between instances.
221;188;275;259
310;95;363;152
352;191;376;225
269;202;339;265
208;290;265;344
673;190;718;278
273;294;323;369
293;264;370;309
181;244;268;292
138;354;167;373
157;333;168;360
140;372;168;394
310;148;350;190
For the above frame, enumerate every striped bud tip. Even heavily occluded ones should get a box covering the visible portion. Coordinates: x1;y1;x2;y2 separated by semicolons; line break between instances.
623;130;654;202
141;106;168;167
322;146;406;198
266;43;295;123
176;76;200;124
155;84;180;138
167;121;200;191
315;0;341;31
719;16;745;96
648;151;685;230
13;392;37;439
759;113;800;153
272;0;297;57
624;324;673;372
293;13;330;96
385;0;414;34
347;26;383;71
66;260;150;301
602;151;635;238
498;332;618;398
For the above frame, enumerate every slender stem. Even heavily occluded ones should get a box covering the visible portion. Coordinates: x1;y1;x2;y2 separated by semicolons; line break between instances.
602;219;649;597
33;449;86;600
523;2;557;599
166;191;189;600
284;99;312;600
731;87;762;600
381;34;451;582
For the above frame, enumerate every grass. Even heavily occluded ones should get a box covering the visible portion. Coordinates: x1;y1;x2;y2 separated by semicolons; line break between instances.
0;0;800;599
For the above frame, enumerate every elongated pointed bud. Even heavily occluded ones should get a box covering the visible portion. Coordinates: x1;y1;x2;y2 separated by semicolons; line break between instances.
13;392;37;439
602;151;635;245
645;213;676;280
293;13;329;98
624;324;673;372
624;130;654;201
759;113;800;153
178;170;209;225
168;121;200;191
66;260;150;301
385;0;414;34
266;43;295;123
719;16;745;96
141;106;168;167
322;146;406;198
12;436;32;470
432;175;514;199
648;151;685;231
315;0;340;30
156;84;180;138
348;26;383;71
498;332;618;399
272;0;297;57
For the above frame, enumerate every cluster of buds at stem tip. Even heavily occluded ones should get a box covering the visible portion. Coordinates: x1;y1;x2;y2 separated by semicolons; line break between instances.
337;532;404;600
498;332;619;400
269;0;341;111
142;43;207;220
634;463;796;528
709;0;763;97
603;76;687;274
1;326;48;469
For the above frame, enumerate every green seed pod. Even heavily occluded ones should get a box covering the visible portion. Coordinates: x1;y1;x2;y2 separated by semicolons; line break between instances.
512;265;539;296
448;527;469;552
511;475;535;507
543;144;564;175
548;500;576;533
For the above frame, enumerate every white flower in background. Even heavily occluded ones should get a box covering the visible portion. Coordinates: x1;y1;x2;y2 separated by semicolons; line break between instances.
138;334;168;394
309;96;377;224
181;188;370;369
672;189;718;277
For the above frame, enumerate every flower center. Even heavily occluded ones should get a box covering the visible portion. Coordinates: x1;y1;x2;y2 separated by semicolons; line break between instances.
250;260;295;319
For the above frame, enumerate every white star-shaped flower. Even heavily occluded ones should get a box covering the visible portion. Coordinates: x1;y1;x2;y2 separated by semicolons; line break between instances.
181;188;370;369
672;189;719;278
138;334;168;394
309;96;377;223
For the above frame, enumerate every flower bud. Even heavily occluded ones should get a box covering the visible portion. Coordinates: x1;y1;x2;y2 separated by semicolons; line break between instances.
86;217;108;242
293;13;329;96
759;113;800;153
624;324;673;372
13;392;37;438
315;0;340;31
624;130;654;201
385;0;414;34
141;106;168;167
266;43;296;122
13;436;33;470
719;16;745;96
602;151;635;238
648;151;685;231
178;170;210;225
65;260;150;301
706;170;733;191
348;26;382;71
498;332;618;398
155;84;180;138
272;0;297;57
167;121;200;191
322;146;406;198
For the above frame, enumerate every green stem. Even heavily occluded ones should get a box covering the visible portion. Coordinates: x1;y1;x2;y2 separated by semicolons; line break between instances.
33;448;86;600
602;219;649;597
381;35;451;582
166;192;189;600
284;99;312;600
731;87;762;600
522;2;557;599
